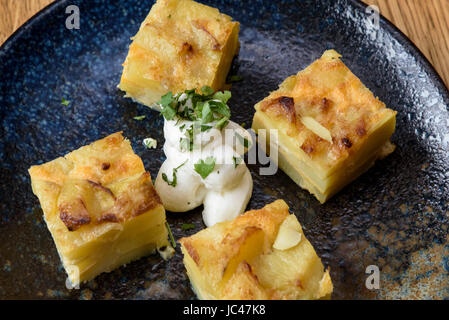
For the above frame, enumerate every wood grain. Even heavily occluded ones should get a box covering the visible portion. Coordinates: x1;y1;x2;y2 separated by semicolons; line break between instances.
0;0;53;43
363;0;449;88
0;0;448;88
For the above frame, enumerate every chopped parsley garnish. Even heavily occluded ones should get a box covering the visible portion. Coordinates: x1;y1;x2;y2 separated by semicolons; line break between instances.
179;138;190;152
209;100;231;118
162;160;187;187
215;117;229;130
233;156;242;168
143;137;157;149
194;156;216;179
165;222;176;248
212;90;231;103
201;102;214;124
154;86;231;130
179;125;195;152
155;87;236;156
159;92;177;120
201;85;215;96
161;105;176;120
236;132;251;148
133;115;146;120
160;91;174;106
61;98;70;106
227;75;243;83
181;223;195;231
201;125;212;132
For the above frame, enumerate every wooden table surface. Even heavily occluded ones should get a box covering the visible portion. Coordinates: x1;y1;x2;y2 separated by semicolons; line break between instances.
0;0;448;88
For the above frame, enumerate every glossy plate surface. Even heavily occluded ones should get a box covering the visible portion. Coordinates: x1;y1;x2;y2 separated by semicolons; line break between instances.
1;0;448;299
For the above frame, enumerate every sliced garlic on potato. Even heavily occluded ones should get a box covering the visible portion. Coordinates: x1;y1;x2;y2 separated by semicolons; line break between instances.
273;215;302;250
300;116;332;143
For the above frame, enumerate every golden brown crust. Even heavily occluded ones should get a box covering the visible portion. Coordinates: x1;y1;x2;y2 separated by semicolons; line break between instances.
192;19;222;50
87;180;116;199
183;240;201;265
179;41;195;61
255;50;397;166
221;260;268;300
59;198;91;231
231;201;289;244
101;162;111;170
118;0;240;107
260;96;296;124
180;200;333;300
29;132;162;232
102;172;162;223
221;226;262;250
97;213;120;224
220;226;266;284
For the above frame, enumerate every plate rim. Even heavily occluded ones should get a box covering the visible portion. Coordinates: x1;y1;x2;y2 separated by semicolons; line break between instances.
352;0;449;95
0;0;448;300
0;0;63;54
0;0;448;100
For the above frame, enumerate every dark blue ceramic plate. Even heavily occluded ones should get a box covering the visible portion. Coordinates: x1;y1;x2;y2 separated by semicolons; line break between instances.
1;0;448;299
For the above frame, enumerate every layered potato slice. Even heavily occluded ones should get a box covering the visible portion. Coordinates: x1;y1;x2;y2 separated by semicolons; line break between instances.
179;200;333;300
28;132;170;285
252;50;397;203
118;0;240;108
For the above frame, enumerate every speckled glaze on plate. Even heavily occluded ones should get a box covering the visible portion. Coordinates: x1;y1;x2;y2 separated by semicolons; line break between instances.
1;0;448;300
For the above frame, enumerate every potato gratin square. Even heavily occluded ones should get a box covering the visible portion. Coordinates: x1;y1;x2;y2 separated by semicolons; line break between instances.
28;132;170;285
180;200;333;300
252;50;397;203
118;0;240;108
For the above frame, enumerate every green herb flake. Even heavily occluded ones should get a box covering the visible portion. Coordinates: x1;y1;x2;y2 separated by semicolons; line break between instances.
61;98;70;106
161;173;174;186
227;75;243;83
236;132;251;148
161;105;176;120
160;92;174;107
179;126;194;152
209;100;231;118
201;86;214;96
165;221;176;248
212;90;232;103
143;137;157;149
133;115;146;121
201;125;212;132
179;138;190;152
201;101;213;124
159;92;177;120
156;87;234;150
233;156;242;168
162;160;187;187
181;223;195;231
215;117;229;130
194;156;216;179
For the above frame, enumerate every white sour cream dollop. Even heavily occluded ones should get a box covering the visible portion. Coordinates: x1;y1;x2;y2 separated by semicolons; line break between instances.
155;119;253;227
